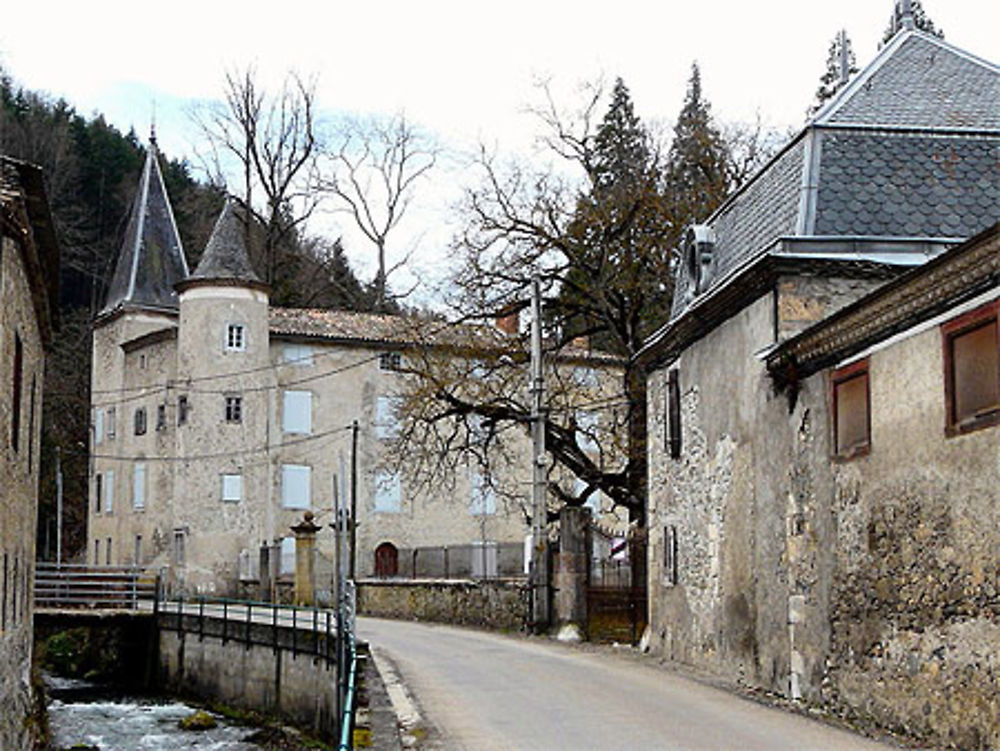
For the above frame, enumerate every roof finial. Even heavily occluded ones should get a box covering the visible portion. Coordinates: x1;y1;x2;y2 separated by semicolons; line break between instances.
150;99;158;148
899;0;915;31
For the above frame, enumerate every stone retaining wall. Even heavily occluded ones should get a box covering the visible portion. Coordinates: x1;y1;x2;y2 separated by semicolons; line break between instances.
356;579;528;632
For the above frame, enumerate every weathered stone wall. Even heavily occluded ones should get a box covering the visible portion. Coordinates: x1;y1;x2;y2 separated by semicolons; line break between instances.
0;231;46;751
356;579;528;632
798;317;1000;750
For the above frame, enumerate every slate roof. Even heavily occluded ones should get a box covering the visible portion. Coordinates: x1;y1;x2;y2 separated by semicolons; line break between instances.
184;198;262;286
102;142;188;314
668;28;1000;324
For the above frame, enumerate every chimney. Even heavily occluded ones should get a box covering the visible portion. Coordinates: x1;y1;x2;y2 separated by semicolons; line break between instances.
900;0;915;30
496;307;520;336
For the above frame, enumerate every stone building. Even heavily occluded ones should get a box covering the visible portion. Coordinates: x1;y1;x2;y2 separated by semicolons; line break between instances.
643;16;999;749
88;144;620;596
0;156;59;751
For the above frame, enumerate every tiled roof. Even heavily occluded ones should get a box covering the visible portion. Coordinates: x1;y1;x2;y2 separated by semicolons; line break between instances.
185;199;262;285
269;307;621;363
102;143;188;314
821;33;1000;130
814;132;1000;238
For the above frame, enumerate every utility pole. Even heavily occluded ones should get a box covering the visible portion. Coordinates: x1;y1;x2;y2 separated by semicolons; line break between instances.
529;275;550;631
349;420;358;579
56;446;63;566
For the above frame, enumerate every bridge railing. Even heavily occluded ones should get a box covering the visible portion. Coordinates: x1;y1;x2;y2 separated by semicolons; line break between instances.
34;563;159;610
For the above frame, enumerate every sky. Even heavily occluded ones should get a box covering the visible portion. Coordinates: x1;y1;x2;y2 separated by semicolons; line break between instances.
2;0;998;304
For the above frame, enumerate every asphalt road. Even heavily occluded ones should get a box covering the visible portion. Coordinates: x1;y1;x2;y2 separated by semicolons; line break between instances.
357;617;900;751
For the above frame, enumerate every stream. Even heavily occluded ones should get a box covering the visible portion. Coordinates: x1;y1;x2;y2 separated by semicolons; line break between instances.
46;677;262;750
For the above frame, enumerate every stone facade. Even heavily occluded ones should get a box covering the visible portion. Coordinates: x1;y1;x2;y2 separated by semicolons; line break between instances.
0;157;58;751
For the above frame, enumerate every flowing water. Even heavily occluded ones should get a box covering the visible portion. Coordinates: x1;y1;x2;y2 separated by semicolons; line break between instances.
47;677;260;750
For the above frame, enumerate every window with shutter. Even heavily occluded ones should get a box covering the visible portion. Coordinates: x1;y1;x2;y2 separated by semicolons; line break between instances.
283;391;313;434
222;474;243;502
133;463;146;510
943;302;1000;436
667;369;681;459
281;464;311;509
832;359;870;459
374;470;401;512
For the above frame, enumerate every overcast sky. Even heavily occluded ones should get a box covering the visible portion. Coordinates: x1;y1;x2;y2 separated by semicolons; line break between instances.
2;0;998;302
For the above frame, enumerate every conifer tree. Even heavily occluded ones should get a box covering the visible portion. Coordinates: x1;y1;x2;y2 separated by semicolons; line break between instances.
810;31;859;116
882;0;943;45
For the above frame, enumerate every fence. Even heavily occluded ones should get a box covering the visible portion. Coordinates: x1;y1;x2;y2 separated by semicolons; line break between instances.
391;542;525;579
34;563;159;609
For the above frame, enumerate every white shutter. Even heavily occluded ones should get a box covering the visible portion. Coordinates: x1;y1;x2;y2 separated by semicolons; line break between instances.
283;343;314;367
281;464;311;509
283;391;313;434
222;474;243;502
105;470;115;513
95;409;104;445
133;463;145;509
374;471;401;512
376;396;400;439
280;537;296;575
470;470;496;515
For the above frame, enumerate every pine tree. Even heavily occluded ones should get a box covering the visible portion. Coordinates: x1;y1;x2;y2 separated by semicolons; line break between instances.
810;31;859;116
882;0;944;45
663;63;730;242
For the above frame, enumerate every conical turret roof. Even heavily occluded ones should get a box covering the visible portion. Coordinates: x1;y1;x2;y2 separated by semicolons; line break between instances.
183;198;263;286
102;139;189;314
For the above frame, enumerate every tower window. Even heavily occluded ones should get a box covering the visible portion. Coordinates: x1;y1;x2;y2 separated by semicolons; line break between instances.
226;324;246;351
134;407;147;436
225;395;243;423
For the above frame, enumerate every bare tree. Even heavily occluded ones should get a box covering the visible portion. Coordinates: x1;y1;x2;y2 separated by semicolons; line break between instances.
320;113;437;311
193;67;320;289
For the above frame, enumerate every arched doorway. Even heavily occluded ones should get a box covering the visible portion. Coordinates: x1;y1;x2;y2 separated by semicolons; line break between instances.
374;542;398;578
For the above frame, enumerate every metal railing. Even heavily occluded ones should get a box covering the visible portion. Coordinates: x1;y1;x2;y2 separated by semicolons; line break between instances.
34;563;159;610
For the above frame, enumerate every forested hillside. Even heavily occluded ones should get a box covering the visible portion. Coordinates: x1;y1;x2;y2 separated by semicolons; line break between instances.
0;67;371;558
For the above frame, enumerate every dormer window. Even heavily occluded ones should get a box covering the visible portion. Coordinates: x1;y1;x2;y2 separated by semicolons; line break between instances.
683;225;716;296
226;324;246;351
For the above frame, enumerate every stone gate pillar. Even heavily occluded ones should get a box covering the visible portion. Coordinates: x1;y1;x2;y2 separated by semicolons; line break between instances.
291;512;321;606
554;505;592;632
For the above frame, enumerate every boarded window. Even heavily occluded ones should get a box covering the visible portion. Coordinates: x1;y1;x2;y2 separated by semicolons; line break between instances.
105;470;115;513
132;463;145;510
666;369;681;459
375;396;400;439
374;470;401;512
946;315;999;432
470;469;497;515
283;390;312;434
283;343;313;367
281;464;311;509
832;360;870;458
222;473;243;502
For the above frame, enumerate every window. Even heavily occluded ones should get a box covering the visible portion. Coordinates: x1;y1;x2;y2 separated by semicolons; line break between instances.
226;323;246;351
134;535;142;566
107;407;116;439
173;530;186;566
139;353;147;370
281;464;311;509
375;396;400;439
132;463;146;510
94;408;104;445
11;333;22;451
283;390;312;434
156;403;167;431
279;537;296;576
374;470;401;512
664;525;679;586
943;303;1000;435
94;540;99;566
105;537;112;566
832;359;870;458
470;469;497;515
134;407;147;435
94;473;103;513
225;395;242;423
379;351;402;371
177;396;189;426
283;343;313;367
222;473;243;502
573;366;600;388
104;470;114;513
666;369;681;459
576;410;599;453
